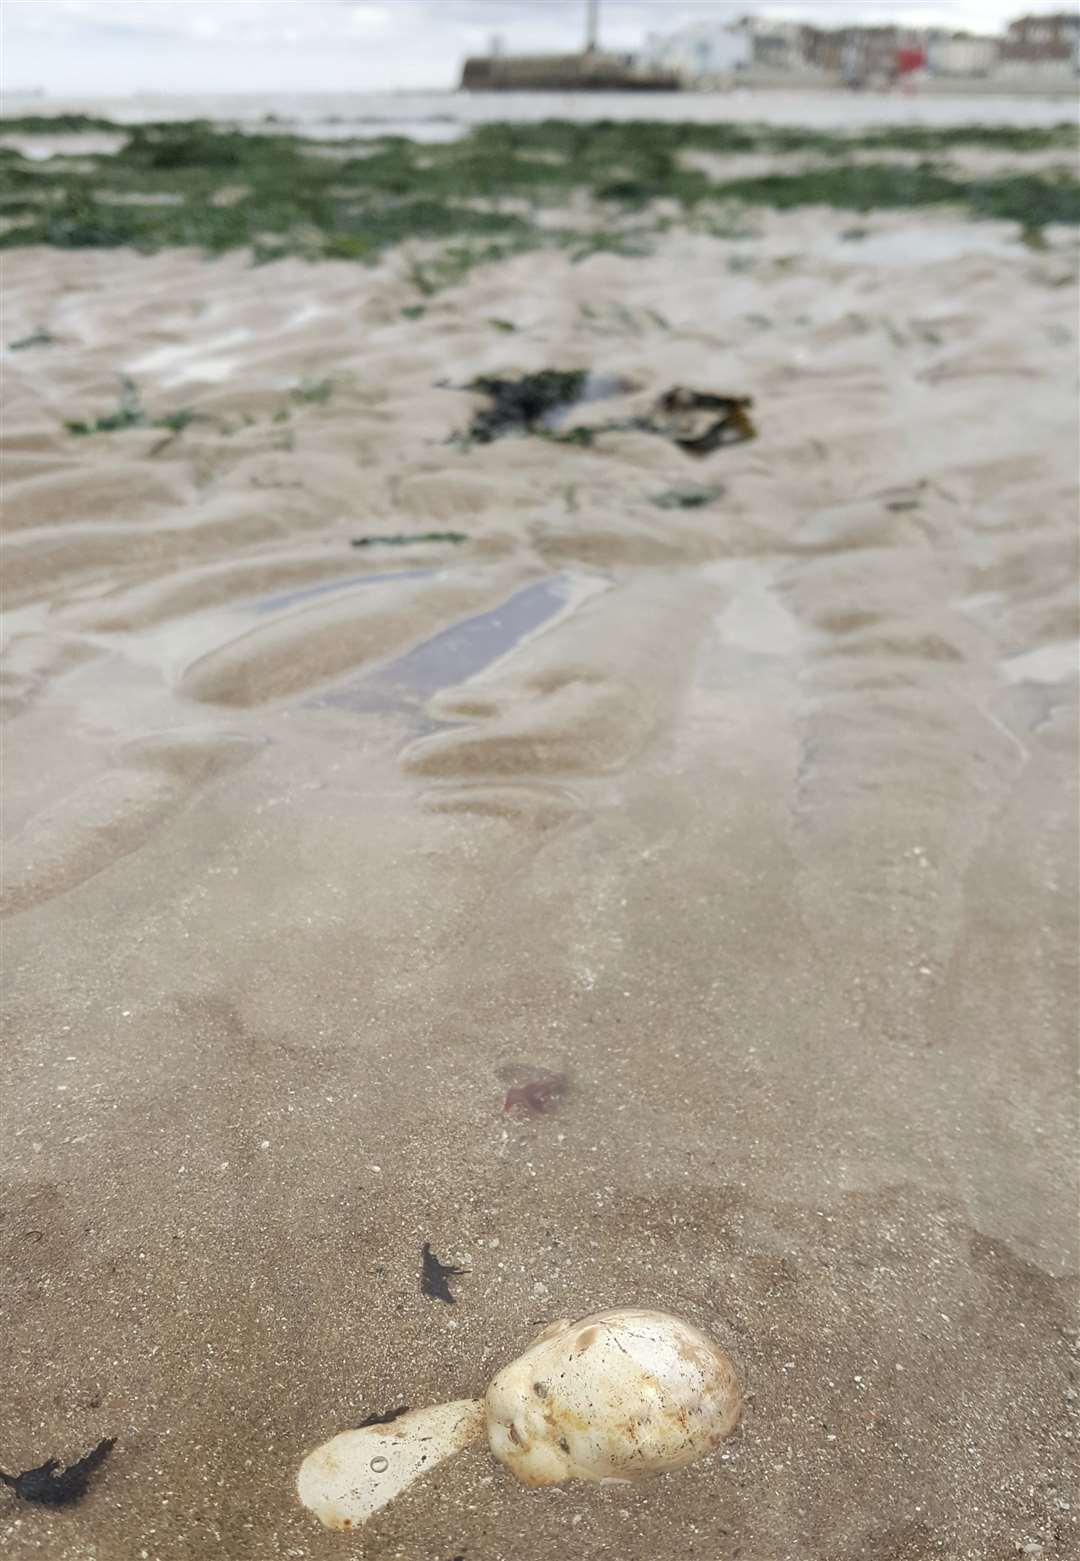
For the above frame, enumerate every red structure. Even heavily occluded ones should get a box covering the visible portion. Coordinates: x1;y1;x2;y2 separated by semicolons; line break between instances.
895;44;927;77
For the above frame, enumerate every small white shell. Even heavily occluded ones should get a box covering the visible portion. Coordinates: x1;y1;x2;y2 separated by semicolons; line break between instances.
485;1307;740;1486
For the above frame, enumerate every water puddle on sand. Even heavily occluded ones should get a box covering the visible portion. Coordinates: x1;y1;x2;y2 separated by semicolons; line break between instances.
127;328;254;387
93;567;435;683
311;573;606;723
254;567;433;615
820;222;1027;267
125;302;327;386
996;640;1079;733
999;640;1079;687
0;133;128;160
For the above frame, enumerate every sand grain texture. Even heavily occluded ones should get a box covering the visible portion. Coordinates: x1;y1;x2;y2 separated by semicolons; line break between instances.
1;198;1077;1560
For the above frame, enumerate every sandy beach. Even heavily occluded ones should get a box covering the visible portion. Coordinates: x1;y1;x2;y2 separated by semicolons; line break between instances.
1;105;1078;1560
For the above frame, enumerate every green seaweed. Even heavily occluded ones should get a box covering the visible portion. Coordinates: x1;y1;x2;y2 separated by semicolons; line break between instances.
1;114;1076;274
65;377;147;435
147;406;209;454
121;121;255;171
291;377;334;404
0;113;120;133
64;379;207;440
404;233;534;295
650;485;724;510
542;424;595;448
709;163;1080;228
350;531;467;547
565;228;656;261
9;327;54;350
852;122;1078;154
155;407;204;434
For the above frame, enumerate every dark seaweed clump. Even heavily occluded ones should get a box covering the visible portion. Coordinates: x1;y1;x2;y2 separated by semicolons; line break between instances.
0;1438;115;1506
466;370;588;443
351;531;467;547
420;1242;467;1305
461;374;757;457
355;1406;410;1428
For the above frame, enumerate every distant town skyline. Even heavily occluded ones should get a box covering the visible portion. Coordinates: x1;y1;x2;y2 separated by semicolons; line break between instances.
2;1;1071;96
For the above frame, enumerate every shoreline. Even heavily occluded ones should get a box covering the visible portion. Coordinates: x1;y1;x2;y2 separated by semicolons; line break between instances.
2;82;1078;123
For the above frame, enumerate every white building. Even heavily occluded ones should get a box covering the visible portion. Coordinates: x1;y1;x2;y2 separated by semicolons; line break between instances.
639;16;752;81
739;17;810;73
927;33;999;77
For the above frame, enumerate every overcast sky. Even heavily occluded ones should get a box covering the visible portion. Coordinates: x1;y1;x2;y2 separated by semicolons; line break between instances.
1;1;1055;97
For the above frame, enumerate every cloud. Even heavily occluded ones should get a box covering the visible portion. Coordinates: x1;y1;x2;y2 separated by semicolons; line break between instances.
6;1;398;44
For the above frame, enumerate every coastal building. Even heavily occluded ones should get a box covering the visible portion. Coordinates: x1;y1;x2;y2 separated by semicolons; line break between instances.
926;32;999;77
802;24;928;84
464;4;1079;93
742;18;811;74
639;18;751;81
1001;11;1080;63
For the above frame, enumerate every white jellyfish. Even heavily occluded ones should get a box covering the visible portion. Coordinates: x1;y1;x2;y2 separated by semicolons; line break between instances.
297;1307;741;1531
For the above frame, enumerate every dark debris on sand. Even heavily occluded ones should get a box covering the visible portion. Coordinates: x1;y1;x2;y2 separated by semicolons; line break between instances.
461;371;756;456
0;1437;116;1506
465;369;590;443
420;1242;468;1305
355;1406;411;1428
351;531;467;547
502;1068;569;1116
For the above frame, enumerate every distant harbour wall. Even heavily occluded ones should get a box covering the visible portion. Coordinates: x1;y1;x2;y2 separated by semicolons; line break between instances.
461;52;682;92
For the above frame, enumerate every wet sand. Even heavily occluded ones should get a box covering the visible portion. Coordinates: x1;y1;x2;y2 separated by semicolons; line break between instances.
4;86;1077;139
2;200;1078;1559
